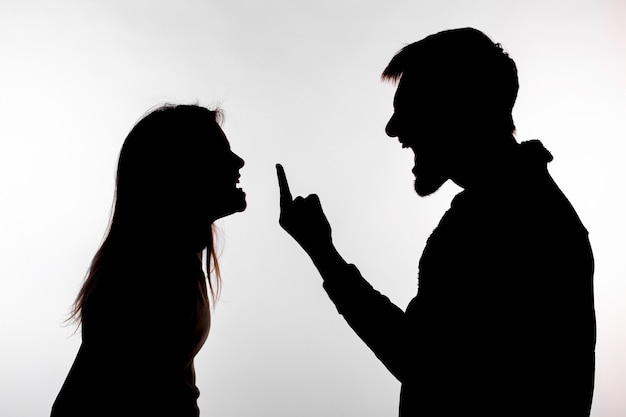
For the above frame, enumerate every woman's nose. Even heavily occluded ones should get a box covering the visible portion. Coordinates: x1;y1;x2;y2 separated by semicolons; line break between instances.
234;153;245;169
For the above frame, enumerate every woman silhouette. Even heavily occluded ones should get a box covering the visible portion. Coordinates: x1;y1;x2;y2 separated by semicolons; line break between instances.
51;104;246;417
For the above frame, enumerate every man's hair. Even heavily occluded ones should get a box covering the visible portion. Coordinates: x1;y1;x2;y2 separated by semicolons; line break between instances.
382;27;519;132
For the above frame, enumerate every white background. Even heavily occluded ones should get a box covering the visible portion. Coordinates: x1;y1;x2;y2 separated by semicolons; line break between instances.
1;1;624;416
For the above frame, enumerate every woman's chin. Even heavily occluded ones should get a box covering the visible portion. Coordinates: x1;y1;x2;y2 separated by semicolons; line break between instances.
215;189;247;219
235;199;247;213
234;188;247;212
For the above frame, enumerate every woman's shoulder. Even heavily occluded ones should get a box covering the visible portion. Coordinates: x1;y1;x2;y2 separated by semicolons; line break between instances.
95;250;204;308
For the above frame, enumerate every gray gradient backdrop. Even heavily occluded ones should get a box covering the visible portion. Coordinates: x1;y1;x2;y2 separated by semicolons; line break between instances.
1;1;624;416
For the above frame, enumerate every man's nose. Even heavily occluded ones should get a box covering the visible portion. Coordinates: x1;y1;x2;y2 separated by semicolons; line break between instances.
385;114;398;137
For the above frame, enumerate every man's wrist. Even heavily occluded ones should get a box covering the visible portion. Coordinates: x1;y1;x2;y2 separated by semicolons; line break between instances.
308;243;346;279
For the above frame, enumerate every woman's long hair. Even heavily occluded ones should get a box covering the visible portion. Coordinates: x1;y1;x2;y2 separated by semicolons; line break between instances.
69;104;224;326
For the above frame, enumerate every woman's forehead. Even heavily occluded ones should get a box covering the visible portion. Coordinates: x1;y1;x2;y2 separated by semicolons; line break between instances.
210;124;230;149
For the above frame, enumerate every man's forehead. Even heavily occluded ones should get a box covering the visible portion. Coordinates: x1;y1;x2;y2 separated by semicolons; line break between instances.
393;73;430;108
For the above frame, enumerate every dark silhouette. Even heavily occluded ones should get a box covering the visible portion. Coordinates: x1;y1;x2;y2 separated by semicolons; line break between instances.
51;104;246;417
277;28;595;416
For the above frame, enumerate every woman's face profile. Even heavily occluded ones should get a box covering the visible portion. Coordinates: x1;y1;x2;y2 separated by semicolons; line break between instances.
204;124;246;221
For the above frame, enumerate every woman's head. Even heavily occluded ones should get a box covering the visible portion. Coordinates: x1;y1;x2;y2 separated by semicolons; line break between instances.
70;104;244;324
112;104;246;252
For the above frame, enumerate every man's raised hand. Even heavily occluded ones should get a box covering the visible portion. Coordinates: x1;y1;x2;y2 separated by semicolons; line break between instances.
276;163;333;256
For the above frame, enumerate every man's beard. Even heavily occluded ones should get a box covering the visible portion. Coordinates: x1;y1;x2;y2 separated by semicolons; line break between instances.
414;173;448;197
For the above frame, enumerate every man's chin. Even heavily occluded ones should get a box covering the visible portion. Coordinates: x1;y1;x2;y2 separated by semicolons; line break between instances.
414;177;446;197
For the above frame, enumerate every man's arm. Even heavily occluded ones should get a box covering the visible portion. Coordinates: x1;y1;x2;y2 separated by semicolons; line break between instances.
276;164;411;381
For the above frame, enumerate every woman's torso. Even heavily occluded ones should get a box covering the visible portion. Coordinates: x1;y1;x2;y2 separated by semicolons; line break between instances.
52;251;210;417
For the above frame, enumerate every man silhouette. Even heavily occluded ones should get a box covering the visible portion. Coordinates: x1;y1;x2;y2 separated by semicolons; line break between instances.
277;28;595;416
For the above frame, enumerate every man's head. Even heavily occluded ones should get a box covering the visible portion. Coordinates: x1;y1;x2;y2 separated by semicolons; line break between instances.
383;28;519;196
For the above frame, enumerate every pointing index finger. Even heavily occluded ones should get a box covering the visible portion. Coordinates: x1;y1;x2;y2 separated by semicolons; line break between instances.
276;163;293;208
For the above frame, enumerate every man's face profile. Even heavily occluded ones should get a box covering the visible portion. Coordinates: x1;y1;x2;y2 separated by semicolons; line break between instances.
386;73;454;197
